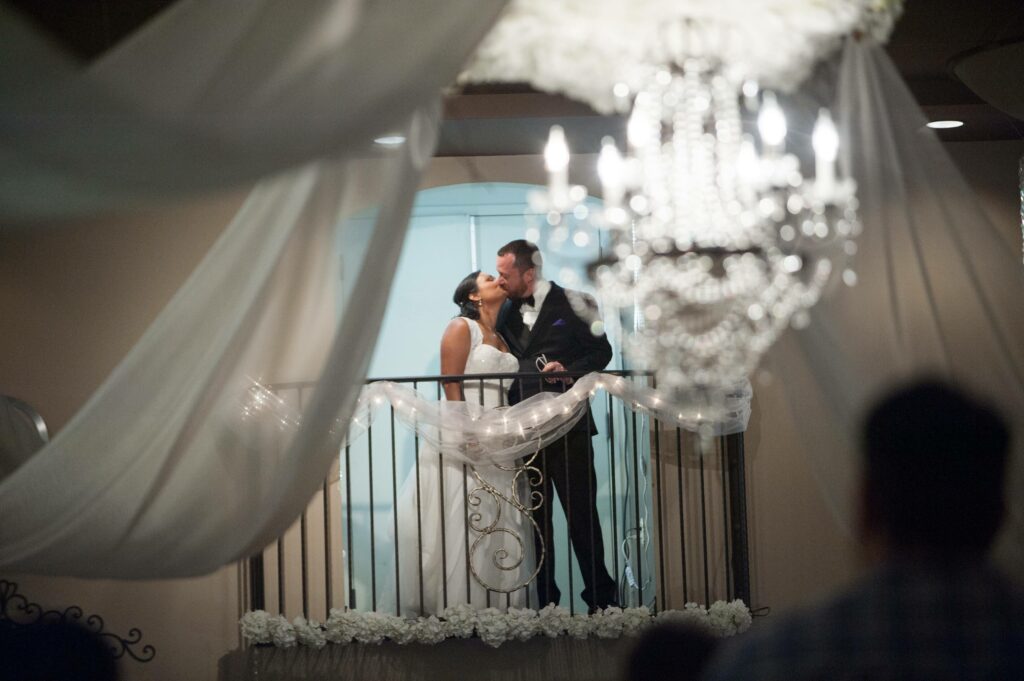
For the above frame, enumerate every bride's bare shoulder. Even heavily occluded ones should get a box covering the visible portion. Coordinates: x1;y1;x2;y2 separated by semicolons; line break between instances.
441;317;472;345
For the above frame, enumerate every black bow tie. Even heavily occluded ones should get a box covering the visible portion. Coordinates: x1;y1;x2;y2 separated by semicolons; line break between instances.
516;295;536;308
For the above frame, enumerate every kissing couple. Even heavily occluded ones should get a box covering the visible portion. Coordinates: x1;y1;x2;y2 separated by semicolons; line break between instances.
393;239;619;616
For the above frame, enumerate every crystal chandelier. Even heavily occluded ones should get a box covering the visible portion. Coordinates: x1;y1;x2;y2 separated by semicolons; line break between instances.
540;57;860;392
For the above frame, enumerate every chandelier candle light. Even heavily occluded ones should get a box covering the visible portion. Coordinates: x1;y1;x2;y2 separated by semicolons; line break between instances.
460;0;905;399
541;62;860;392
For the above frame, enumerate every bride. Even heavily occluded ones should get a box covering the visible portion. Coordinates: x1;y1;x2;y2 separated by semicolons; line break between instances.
389;271;537;616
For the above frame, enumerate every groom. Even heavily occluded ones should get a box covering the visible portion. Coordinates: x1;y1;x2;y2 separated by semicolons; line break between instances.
495;239;619;612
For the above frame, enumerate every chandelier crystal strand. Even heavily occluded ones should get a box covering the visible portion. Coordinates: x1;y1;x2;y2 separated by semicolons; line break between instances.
544;61;861;395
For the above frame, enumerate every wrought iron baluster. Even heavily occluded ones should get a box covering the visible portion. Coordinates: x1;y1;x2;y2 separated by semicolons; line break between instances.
475;377;483;608
247;528;263;613
631;405;642;607
698;437;710;607
345;444;355;610
607;391;619;599
725;433;751;605
413;380;425;617
391;404;401;616
564;428;574;615
676;427;687;606
298;387;309;618
248;553;265;612
587;409;597;613
277;538;285;616
499;376;519;612
464;459;472;606
437;381;448;610
300;511;309;618
368;422;377;611
652;375;665;613
323;477;332;616
539;376;552;607
719;435;731;601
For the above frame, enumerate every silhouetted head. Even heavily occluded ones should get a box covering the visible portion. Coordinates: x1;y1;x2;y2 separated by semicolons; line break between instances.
0;620;119;681
860;379;1010;557
624;621;719;681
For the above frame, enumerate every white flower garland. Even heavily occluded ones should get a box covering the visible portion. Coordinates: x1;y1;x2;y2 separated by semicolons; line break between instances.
460;0;905;113
240;600;752;650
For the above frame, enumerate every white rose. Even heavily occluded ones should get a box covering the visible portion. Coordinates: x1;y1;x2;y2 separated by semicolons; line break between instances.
656;605;712;634
621;606;652;635
593;606;624;639
292;616;327;649
267;614;297;648
324;609;357;644
412;616;447;645
441;604;477;639
475;608;510;648
566;613;593;639
707;599;752;636
537;604;571;638
505;608;539;642
239;611;273;644
351;612;388;644
383;614;417;645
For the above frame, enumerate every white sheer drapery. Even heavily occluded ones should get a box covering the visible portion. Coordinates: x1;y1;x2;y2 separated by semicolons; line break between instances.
0;132;431;577
0;0;507;577
296;374;749;465
766;38;1024;575
1;0;507;218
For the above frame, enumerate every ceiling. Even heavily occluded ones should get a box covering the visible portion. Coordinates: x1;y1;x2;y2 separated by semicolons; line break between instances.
9;0;1024;155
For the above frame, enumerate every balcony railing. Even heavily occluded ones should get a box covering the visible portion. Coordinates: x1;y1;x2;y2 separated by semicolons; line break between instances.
242;371;749;621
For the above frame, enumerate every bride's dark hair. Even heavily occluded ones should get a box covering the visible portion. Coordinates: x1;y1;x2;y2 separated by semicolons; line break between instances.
453;271;482;320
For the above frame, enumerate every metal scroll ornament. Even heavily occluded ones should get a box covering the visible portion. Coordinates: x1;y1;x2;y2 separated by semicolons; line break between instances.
466;448;545;593
0;580;156;662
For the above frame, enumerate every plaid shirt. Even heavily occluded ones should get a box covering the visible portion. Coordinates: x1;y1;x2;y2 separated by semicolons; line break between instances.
702;560;1024;681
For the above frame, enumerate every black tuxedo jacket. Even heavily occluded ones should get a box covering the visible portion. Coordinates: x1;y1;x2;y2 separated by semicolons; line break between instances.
496;283;613;434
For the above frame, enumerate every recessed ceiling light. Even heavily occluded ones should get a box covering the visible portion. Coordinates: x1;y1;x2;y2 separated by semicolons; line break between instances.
373;134;406;147
926;120;964;129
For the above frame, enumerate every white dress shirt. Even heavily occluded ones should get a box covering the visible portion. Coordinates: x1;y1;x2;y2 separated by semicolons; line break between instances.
520;279;550;330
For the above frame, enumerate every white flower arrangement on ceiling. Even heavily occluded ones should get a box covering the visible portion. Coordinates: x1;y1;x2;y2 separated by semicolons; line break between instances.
462;0;904;112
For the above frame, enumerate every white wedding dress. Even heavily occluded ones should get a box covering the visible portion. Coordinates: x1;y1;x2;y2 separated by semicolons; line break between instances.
389;318;536;616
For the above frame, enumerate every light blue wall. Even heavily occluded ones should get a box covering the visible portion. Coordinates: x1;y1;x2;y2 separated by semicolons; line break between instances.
365;182;620;379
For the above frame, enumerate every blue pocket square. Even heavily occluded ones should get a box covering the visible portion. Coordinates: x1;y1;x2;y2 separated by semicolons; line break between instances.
552;318;566;327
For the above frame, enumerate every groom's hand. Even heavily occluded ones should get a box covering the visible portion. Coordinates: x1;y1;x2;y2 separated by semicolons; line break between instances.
541;361;573;385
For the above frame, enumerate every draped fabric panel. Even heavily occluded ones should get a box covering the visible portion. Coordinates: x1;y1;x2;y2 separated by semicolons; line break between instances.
0;0;507;218
0;0;508;577
328;374;752;465
0;125;426;576
767;38;1024;576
